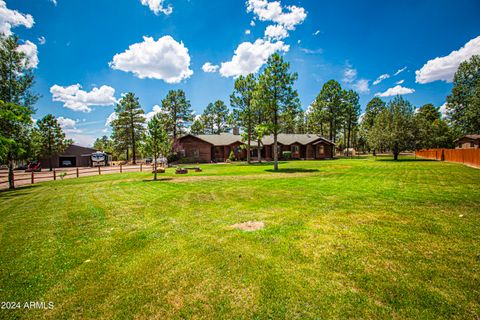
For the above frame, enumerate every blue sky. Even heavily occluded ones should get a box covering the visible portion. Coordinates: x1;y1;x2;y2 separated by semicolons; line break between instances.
4;0;480;145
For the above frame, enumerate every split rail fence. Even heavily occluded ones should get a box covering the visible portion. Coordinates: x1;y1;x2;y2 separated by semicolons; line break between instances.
415;148;480;168
0;164;149;189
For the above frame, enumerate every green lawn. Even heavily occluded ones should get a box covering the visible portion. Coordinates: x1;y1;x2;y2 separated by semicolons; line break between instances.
1;157;479;319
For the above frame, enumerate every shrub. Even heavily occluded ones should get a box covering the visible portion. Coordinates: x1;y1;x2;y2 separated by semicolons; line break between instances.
228;151;235;162
282;151;292;160
167;153;179;163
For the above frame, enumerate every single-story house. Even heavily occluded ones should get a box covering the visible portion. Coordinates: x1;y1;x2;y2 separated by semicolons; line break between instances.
455;135;480;149
176;133;335;163
40;144;97;168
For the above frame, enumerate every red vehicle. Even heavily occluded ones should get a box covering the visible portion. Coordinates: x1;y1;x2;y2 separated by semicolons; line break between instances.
25;161;42;172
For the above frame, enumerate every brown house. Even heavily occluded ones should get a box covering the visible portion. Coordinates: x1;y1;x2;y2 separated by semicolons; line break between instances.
455;135;480;149
177;133;335;163
40;144;97;169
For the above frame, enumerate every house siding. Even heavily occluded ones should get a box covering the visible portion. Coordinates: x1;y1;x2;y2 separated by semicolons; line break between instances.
178;136;212;162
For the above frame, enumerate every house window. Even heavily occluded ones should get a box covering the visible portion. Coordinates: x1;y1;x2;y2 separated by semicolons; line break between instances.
179;150;186;157
318;145;325;155
292;145;299;153
471;142;475;148
193;149;199;159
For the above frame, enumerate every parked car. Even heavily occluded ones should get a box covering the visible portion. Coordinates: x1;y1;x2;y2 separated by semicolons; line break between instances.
62;160;73;167
25;161;42;172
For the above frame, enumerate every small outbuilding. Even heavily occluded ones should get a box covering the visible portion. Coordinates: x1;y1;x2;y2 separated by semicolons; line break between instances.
40;144;97;169
455;135;480;149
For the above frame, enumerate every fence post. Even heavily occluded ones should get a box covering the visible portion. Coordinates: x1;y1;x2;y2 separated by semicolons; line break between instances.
140;163;142;172
98;166;101;175
31;171;34;184
120;164;122;173
76;168;79;178
53;169;56;180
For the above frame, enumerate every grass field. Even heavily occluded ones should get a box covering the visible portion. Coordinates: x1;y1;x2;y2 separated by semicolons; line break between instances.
1;157;479;319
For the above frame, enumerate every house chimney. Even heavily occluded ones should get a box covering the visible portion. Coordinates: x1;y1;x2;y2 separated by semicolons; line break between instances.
232;126;240;135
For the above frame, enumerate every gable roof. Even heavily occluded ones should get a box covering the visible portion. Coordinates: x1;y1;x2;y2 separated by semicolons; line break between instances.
455;134;480;142
179;133;334;146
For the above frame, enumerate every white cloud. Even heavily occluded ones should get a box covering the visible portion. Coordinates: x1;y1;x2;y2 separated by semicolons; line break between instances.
219;39;289;77
105;112;117;127
70;134;96;147
202;62;219;73
264;24;288;41
140;0;172;15
57;116;76;130
415;35;480;84
352;79;370;93
50;84;117;112
245;29;251;35
51;0;57;6
246;0;306;31
17;40;38;69
0;0;34;36
38;36;46;45
300;47;322;54
439;102;448;118
144;105;165;122
250;20;256;27
313;30;320;36
373;73;390;85
394;66;407;76
375;85;415;97
343;66;357;83
110;36;193;84
395;79;404;85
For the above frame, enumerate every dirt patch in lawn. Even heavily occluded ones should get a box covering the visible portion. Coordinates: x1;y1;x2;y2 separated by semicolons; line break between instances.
231;221;265;231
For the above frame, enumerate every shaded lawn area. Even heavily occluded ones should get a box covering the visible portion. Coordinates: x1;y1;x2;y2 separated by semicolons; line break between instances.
0;158;479;319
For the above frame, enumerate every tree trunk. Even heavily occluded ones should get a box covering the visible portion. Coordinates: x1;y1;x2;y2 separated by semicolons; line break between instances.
8;158;15;189
257;140;262;163
346;123;351;158
153;154;157;181
126;148;129;162
273;134;278;171
393;151;399;160
132;132;136;165
247;132;251;164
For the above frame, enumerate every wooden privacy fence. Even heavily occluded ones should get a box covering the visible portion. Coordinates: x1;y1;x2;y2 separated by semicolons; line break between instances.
0;164;148;189
416;148;480;168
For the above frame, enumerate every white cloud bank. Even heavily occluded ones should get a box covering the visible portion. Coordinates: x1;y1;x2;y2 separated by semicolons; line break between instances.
416;35;480;84
264;24;288;41
50;84;117;112
394;66;407;76
219;39;289;77
202;62;219;73
17;40;38;69
375;85;415;97
110;36;193;84
246;0;306;31
140;0;172;15
0;0;34;36
342;64;369;93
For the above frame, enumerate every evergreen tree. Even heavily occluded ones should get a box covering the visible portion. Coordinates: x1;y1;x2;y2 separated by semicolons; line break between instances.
256;53;299;171
190;118;205;135
231;74;257;163
342;89;360;156
36;114;71;171
202;100;230;134
362;97;386;155
160;89;194;141
313;80;343;143
111;93;145;164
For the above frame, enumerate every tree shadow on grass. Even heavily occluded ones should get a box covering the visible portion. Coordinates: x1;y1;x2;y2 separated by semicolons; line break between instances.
264;168;319;173
377;158;434;162
142;178;174;182
0;184;38;199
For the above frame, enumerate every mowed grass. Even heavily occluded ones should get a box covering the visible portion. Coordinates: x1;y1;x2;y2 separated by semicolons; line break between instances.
0;157;479;319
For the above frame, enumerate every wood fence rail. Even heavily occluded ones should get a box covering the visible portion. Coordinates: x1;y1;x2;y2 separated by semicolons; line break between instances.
0;164;147;189
416;148;480;168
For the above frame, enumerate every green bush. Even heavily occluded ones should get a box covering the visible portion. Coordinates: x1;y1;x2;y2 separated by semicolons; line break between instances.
228;151;235;162
282;151;292;160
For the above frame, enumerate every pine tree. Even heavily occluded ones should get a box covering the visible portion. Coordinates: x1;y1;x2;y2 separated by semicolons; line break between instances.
36;114;71;171
111;93;145;164
256;53;299;171
160;89;194;141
